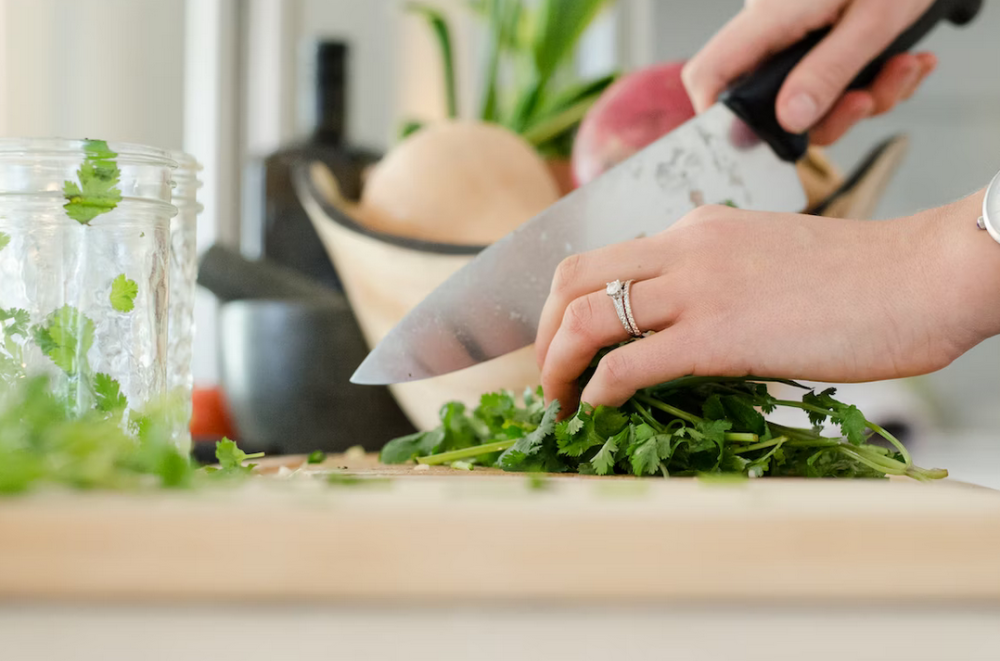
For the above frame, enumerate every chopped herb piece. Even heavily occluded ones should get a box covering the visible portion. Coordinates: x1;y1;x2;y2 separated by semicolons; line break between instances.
63;139;123;225
109;274;138;313
307;450;327;464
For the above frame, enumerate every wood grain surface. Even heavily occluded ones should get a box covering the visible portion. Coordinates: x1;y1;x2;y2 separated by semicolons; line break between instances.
1;453;998;602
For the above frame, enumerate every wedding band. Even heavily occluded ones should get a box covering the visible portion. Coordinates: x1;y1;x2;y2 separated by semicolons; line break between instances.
605;279;644;338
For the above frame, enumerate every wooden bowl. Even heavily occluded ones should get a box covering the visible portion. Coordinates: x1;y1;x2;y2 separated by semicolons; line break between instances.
294;161;541;431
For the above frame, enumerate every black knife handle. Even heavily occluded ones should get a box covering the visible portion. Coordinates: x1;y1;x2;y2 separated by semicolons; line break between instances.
720;0;982;162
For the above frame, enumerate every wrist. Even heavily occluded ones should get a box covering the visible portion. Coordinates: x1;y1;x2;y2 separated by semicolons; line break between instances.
923;188;1000;347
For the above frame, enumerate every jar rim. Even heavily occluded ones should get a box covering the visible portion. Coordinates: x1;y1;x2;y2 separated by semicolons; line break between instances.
0;137;177;168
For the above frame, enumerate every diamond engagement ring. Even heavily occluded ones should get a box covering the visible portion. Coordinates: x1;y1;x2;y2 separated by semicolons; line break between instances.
605;279;644;338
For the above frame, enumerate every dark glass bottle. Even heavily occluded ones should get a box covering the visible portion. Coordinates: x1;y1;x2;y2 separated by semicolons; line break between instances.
250;41;380;290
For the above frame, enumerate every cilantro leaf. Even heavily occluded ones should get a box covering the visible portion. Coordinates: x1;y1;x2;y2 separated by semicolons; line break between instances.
214;438;262;475
63;139;123;225
93;372;127;413
721;394;766;435
307;450;327;464
380;428;445;464
498;400;559;470
702;394;726;420
110;274;138;313
0;232;9;252
803;388;838;427
591;428;626;475
838;404;868;446
32;305;95;376
593;406;629;437
629;436;660;476
697;419;732;445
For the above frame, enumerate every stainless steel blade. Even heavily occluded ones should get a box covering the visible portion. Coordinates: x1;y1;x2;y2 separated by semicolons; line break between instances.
352;104;807;385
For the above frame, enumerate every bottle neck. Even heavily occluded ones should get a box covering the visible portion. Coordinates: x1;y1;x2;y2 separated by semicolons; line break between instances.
309;42;347;146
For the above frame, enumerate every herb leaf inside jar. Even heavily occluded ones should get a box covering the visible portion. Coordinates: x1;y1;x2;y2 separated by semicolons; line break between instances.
63;139;123;225
0;232;9;251
110;274;138;313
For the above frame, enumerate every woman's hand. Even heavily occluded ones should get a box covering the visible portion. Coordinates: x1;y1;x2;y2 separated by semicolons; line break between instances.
535;193;995;412
682;0;938;144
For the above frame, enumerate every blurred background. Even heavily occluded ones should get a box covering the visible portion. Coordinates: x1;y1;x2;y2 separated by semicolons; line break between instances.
0;0;996;483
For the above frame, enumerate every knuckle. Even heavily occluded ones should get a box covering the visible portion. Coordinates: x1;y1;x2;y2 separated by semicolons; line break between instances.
551;254;583;295
562;296;597;341
596;351;632;392
680;59;701;91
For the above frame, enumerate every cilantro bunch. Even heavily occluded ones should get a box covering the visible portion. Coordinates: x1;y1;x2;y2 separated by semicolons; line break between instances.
0;375;266;495
381;375;946;481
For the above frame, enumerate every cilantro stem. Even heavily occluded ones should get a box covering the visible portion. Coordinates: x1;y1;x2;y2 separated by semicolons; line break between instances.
732;436;789;454
867;420;912;466
634;393;702;425
775;399;914;466
629;399;666;432
632;398;757;444
837;446;907;476
244;452;265;460
416;439;514;465
774;399;836;418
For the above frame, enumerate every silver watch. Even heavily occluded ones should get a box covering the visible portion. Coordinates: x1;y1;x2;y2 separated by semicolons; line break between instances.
977;169;1000;244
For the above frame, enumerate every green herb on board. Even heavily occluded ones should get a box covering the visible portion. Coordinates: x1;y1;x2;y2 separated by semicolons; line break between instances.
380;351;947;481
63;139;123;225
109;274;138;313
203;438;265;477
307;450;327;464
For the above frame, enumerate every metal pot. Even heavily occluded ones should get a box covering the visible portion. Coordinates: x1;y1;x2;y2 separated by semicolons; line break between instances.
219;298;415;455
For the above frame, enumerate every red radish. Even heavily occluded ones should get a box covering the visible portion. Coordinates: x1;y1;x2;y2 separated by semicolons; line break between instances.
572;61;696;187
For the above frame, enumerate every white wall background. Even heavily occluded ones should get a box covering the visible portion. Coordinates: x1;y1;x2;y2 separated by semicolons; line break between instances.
0;0;185;147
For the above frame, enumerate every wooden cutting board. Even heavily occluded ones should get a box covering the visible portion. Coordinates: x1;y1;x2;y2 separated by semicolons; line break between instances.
1;453;999;602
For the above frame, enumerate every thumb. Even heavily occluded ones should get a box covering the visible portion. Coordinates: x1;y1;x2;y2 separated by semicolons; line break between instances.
776;2;918;133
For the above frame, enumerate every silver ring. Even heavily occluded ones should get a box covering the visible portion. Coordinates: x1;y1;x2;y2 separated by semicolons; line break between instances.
605;279;644;338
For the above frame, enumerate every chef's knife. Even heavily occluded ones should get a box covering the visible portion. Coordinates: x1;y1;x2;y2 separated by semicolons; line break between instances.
352;0;981;385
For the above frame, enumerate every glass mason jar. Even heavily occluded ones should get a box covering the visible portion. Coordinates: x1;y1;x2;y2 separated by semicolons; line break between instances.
167;152;202;452
0;138;176;425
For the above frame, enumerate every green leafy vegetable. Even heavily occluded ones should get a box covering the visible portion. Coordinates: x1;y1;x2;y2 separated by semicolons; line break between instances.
32;305;95;376
93;372;127;413
0;376;193;494
0;307;30;383
380;366;947;481
402;0;618;157
63;139;123;225
209;438;264;476
110;274;138;313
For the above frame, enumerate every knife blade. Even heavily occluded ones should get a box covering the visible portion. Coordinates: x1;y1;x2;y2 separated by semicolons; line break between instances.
352;0;981;386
